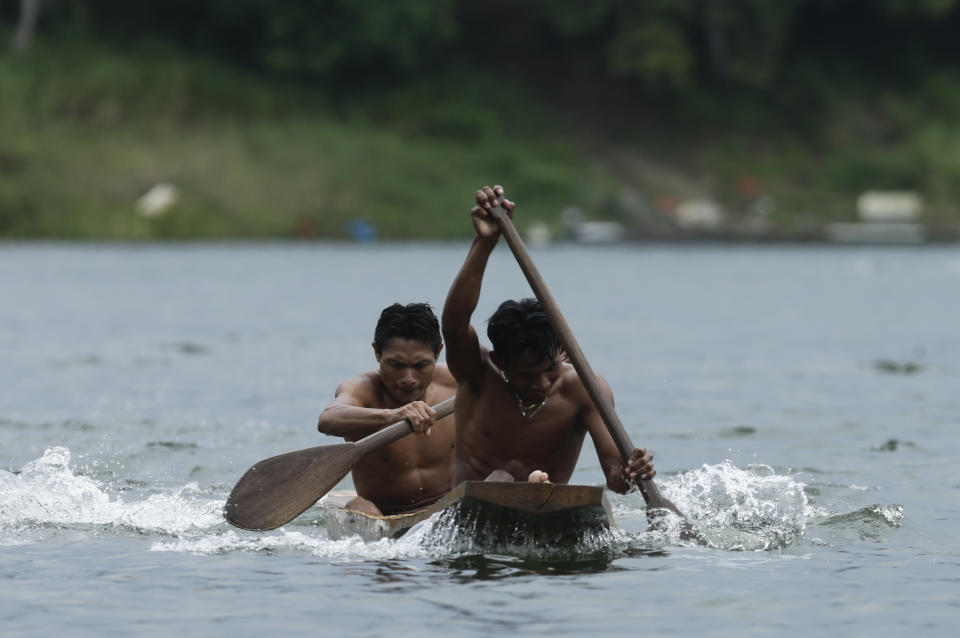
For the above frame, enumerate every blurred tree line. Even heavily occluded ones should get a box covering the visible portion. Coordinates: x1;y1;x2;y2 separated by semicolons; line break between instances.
3;1;960;238
7;0;959;93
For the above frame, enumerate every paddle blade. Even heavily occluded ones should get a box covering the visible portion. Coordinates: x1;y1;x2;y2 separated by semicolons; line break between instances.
224;442;358;531
637;478;708;545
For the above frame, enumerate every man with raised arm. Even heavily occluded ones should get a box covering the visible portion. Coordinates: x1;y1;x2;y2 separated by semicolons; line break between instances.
441;185;655;491
317;303;457;516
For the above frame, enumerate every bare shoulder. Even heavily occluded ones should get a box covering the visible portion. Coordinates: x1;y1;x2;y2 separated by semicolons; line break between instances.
429;364;459;398
558;363;584;392
559;363;613;405
334;370;382;406
432;363;456;385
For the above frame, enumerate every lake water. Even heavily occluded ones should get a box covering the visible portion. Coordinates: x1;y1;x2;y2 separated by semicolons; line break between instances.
1;241;958;637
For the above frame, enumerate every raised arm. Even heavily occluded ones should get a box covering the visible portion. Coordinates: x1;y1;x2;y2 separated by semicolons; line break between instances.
317;376;437;440
441;186;514;388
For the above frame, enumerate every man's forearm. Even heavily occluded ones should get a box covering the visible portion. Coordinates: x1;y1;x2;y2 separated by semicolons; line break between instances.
317;404;396;438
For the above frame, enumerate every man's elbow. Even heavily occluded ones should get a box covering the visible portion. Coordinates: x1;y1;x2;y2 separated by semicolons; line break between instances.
440;323;466;348
441;301;469;331
440;315;457;340
317;414;337;435
606;472;631;494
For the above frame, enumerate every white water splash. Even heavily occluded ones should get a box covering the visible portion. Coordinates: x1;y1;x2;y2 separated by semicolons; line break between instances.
152;520;443;559
152;461;816;557
656;461;810;550
404;504;632;559
0;447;223;537
2;450;860;556
150;513;490;558
152;509;633;560
813;503;904;543
872;504;904;527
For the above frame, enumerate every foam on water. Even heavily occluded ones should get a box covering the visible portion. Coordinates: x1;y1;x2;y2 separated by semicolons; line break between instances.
150;509;634;560
655;461;811;551
2;448;902;557
0;447;223;541
157;464;819;558
815;504;904;542
151;528;437;559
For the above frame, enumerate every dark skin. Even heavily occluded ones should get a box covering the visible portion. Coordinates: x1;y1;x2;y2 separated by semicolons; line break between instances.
317;337;457;515
441;185;655;491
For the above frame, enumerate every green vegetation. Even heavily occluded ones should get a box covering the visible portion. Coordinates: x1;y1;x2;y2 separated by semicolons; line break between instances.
0;41;619;239
2;1;960;239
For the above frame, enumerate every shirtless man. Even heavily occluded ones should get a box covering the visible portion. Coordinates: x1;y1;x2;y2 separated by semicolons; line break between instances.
441;185;655;491
317;303;456;515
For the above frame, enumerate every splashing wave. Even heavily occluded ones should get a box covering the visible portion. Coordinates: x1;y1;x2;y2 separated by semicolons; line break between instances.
0;447;223;538
658;461;810;550
816;504;904;541
5;449;897;556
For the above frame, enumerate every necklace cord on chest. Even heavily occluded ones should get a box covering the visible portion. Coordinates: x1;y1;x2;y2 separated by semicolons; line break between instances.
500;368;548;418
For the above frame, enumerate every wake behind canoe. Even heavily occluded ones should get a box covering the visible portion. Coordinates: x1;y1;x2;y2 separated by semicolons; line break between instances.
323;481;613;542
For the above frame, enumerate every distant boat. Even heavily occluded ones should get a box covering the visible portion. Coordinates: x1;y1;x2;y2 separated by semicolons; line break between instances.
827;190;927;244
562;207;625;243
826;222;927;244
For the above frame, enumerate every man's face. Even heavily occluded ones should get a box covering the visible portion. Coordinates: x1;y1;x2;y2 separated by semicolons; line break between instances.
501;350;563;403
375;338;439;404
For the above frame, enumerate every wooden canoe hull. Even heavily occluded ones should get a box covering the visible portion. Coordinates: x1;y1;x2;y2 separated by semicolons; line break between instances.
323;481;613;542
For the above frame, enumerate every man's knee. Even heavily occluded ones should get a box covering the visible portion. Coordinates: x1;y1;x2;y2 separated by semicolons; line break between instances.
484;469;515;482
344;496;383;516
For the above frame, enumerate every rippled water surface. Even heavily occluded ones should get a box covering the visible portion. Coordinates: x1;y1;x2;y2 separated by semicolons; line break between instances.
2;241;958;636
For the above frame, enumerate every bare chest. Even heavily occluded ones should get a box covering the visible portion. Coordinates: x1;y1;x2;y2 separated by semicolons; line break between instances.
359;416;455;469
458;392;586;478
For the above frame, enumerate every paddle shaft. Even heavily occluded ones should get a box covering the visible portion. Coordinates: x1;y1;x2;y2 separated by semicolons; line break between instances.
354;395;456;453
488;204;675;510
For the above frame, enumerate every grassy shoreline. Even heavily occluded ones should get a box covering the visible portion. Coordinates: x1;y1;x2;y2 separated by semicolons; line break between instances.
2;40;958;240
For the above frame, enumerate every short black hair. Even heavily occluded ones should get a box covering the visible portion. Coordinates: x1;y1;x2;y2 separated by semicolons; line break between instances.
487;298;561;365
374;303;442;354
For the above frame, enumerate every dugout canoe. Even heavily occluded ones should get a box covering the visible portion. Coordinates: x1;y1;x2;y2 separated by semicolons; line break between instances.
323;480;613;542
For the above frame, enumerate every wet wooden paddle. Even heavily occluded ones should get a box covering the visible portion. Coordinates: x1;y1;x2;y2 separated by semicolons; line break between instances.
488;202;704;542
223;396;456;531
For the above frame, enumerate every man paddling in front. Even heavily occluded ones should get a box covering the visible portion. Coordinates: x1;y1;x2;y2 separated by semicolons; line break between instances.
441;185;655;491
317;303;456;516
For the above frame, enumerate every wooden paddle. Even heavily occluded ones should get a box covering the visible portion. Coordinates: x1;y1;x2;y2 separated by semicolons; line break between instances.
223;396;456;531
488;202;703;542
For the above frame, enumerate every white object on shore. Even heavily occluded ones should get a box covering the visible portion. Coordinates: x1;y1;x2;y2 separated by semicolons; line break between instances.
675;198;724;230
525;222;553;247
562;206;624;243
136;183;180;218
857;191;923;222
828;190;926;243
574;221;624;243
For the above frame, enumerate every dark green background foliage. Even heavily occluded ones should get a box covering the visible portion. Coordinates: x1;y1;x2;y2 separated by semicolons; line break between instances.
2;0;959;238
